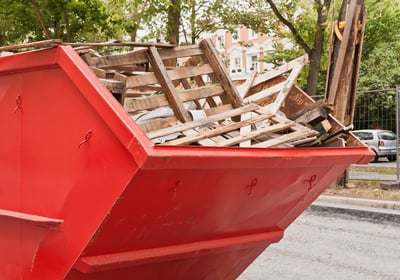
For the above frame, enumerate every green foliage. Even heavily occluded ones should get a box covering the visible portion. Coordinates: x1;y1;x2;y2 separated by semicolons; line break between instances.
359;41;400;91
0;0;34;45
0;0;112;45
354;0;400;129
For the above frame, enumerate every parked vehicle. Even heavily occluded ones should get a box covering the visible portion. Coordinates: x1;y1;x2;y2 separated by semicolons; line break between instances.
353;129;398;162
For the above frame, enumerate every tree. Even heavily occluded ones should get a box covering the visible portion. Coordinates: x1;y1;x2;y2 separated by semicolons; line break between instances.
0;0;35;45
358;0;400;91
0;0;112;45
354;0;400;131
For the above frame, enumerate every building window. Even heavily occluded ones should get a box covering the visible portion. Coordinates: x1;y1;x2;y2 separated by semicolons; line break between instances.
249;29;258;40
216;34;225;50
234;57;241;68
231;28;240;42
250;55;258;72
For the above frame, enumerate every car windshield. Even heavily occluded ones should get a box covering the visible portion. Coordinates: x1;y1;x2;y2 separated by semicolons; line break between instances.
354;132;373;140
378;131;396;140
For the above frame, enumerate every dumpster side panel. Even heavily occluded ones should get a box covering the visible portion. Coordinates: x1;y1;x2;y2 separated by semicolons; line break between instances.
68;150;360;279
67;246;268;280
0;74;22;210
0;51;139;279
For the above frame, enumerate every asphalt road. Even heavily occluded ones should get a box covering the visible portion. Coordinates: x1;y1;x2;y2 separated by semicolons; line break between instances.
238;211;400;280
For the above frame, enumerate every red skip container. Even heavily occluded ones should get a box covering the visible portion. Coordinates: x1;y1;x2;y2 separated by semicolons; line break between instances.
0;46;373;279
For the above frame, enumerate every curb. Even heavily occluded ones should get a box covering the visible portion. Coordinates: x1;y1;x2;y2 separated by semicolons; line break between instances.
308;195;400;225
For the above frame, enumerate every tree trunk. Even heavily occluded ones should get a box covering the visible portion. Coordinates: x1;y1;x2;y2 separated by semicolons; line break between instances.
166;0;181;45
306;50;321;97
64;10;71;42
306;0;332;97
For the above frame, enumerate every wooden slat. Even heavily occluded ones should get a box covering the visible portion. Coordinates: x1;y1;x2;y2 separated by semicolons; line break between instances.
0;39;62;52
126;73;159;89
179;85;224;102
202;104;233;116
165;110;275;146
66;41;175;49
215;121;294;147
168;64;214;81
139;116;179;133
253;129;316;148
243;81;285;103
147;46;191;122
90;66;107;78
124;95;169;112
181;128;218;146
125;64;214;89
112;72;128;83
98;78;125;94
90;48;149;69
237;72;257;98
251;55;308;89
125;82;222;112
239;112;253;147
199;39;243;108
158;45;204;61
147;103;258;139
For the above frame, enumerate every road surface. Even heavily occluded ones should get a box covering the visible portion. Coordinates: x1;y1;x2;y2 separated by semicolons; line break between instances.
238;211;400;280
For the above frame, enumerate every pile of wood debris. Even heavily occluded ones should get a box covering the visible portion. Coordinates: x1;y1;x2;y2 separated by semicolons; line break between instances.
0;39;350;148
78;38;348;148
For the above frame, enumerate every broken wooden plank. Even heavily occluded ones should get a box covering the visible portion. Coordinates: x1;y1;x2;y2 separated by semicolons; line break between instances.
167;64;214;81
158;45;204;61
98;78;125;94
243;81;285;103
147;103;258;139
252;129;317;148
263;57;307;113
139;116;179;133
124;95;169;112
178;85;225;102
181;128;219;146
125;64;214;89
0;39;62;52
65;41;175;49
237;72;257;99
164;110;274;146
294;106;328;126
126;73;159;89
215;121;294;147
251;55;308;89
239;112;253;147
89;48;149;69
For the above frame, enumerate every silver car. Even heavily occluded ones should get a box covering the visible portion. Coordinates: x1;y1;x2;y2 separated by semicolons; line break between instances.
353;129;398;162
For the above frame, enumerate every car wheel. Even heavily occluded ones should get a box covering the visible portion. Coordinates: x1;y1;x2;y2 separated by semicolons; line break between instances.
370;151;379;163
388;155;397;162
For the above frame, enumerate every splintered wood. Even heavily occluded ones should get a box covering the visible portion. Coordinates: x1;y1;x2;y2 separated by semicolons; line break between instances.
80;39;330;148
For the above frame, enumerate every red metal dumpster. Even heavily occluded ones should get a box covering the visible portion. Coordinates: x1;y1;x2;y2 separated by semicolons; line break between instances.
0;46;373;279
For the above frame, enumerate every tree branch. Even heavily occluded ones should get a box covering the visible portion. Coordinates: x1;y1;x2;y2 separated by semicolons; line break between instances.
266;0;311;55
31;0;51;39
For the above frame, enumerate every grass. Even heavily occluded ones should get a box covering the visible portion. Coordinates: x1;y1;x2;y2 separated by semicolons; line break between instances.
348;165;397;174
324;180;400;201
